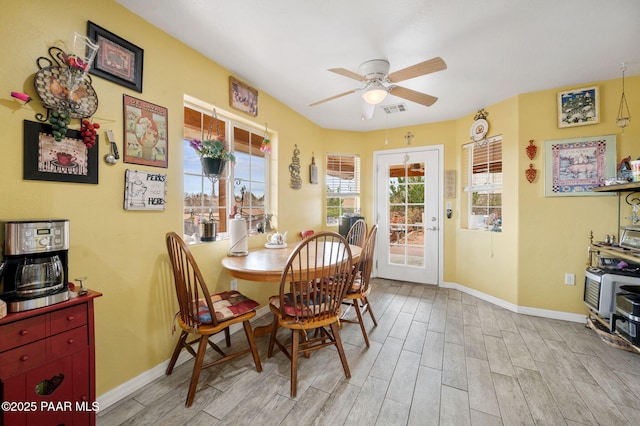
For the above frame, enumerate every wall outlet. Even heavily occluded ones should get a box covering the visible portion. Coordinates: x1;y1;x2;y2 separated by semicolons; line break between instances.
564;273;575;285
230;279;238;291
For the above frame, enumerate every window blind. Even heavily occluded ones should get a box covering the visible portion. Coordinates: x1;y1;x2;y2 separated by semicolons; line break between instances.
463;136;503;192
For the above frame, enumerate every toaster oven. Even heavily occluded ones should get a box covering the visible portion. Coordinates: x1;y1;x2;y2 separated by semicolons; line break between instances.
584;267;640;326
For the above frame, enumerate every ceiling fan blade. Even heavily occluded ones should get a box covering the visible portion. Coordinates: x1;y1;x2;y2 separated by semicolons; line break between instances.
361;102;375;120
389;86;438;107
387;57;447;83
328;68;367;82
308;89;357;107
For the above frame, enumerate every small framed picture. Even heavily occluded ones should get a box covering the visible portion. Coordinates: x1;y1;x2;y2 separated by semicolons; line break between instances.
557;86;599;128
229;76;258;116
124;169;167;210
87;21;144;93
23;120;98;184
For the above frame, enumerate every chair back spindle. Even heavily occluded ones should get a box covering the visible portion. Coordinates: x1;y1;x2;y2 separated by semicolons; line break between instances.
353;225;377;295
166;232;218;329
345;219;367;248
278;232;353;324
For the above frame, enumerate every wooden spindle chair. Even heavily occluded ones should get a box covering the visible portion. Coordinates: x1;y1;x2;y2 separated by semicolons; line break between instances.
267;231;353;397
165;232;262;407
342;225;378;347
345;219;367;248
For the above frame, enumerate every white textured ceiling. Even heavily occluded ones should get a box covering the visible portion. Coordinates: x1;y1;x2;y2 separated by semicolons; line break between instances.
116;0;640;132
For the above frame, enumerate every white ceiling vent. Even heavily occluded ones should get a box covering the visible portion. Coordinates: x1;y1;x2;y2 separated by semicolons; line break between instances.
381;103;407;114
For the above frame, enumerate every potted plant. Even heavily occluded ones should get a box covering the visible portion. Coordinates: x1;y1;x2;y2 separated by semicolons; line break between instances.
189;137;235;177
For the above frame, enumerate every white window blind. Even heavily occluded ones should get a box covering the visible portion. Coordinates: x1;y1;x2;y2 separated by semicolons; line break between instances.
463;135;503;231
326;154;360;225
463;135;503;192
326;154;360;196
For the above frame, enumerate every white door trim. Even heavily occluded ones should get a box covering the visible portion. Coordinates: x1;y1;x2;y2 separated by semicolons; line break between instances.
373;145;444;285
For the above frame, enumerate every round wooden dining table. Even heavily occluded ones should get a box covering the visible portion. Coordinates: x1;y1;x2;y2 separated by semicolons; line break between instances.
222;242;362;336
221;242;361;282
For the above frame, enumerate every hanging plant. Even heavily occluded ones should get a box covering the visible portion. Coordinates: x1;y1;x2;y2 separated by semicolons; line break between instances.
260;123;271;153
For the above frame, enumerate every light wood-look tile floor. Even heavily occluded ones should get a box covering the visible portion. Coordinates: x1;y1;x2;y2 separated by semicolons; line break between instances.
97;279;640;426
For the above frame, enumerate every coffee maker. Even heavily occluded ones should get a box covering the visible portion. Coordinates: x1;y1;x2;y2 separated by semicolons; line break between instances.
0;219;69;312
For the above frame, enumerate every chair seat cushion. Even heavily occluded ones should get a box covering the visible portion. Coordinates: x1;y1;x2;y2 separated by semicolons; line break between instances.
347;271;362;293
194;291;259;323
269;292;328;317
347;277;361;293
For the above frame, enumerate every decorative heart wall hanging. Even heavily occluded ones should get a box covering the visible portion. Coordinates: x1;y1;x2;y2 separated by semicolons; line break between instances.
525;163;537;183
526;140;537;160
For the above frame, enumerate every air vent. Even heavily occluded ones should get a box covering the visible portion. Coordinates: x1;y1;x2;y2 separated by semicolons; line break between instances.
381;103;407;114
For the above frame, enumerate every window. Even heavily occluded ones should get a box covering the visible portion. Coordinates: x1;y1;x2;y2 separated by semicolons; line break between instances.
183;103;268;242
463;135;502;231
326;154;360;225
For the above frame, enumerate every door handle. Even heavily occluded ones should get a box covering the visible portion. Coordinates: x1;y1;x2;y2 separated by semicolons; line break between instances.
426;226;437;231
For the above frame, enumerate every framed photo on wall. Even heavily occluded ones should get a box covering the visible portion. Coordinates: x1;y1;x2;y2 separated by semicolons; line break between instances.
229;76;258;116
23;120;98;184
87;21;144;92
557;86;599;128
544;134;616;197
123;95;168;168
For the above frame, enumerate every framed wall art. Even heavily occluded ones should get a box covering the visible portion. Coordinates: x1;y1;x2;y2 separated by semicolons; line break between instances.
557;86;599;128
123;94;168;168
229;76;258;116
23;120;98;184
124;169;167;210
87;21;144;92
544;134;616;197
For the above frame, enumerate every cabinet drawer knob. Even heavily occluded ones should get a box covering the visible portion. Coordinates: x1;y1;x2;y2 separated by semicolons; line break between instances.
67;316;75;321
67;339;75;344
19;330;28;336
20;355;29;362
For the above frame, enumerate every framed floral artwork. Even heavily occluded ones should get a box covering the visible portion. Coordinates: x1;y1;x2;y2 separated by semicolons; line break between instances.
544;134;616;196
23;120;98;184
123;95;168;168
557;86;599;128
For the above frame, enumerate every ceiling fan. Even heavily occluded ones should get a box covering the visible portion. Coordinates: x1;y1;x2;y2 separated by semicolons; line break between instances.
309;57;447;120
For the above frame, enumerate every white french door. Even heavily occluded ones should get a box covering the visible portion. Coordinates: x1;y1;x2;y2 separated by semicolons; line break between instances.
374;146;442;285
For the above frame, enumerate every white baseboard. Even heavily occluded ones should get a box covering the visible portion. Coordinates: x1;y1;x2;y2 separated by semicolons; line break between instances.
440;281;587;323
96;305;271;411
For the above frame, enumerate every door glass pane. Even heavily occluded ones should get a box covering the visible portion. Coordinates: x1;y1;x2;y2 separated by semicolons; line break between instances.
387;162;426;267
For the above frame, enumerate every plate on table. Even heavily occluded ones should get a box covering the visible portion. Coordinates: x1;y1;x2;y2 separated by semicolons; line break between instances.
265;243;287;249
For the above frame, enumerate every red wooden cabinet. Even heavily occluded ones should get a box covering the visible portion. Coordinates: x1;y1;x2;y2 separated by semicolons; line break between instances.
0;291;101;426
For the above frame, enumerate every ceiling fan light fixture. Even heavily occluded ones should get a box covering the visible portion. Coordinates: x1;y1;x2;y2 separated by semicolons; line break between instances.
362;82;388;105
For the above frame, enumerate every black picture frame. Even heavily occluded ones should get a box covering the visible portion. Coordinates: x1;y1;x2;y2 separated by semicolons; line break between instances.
87;21;144;93
23;120;99;184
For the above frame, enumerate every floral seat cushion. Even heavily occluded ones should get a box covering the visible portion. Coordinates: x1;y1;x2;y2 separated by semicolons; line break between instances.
192;290;259;323
347;274;362;294
269;292;329;317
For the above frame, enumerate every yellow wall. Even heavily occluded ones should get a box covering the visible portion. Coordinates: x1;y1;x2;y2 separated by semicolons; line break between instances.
0;0;332;396
517;79;640;313
3;0;640;399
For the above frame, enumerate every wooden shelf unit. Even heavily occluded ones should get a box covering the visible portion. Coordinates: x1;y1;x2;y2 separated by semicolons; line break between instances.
591;181;640;192
590;181;640;243
587;182;640;353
